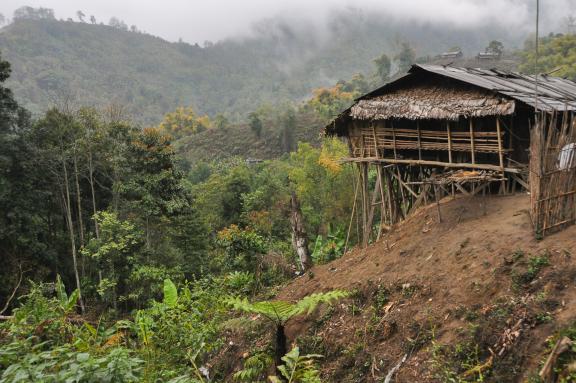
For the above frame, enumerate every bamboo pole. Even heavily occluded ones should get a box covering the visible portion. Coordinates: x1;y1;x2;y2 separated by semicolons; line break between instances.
417;121;422;160
496;117;506;193
341;157;522;174
469;119;476;164
447;122;453;163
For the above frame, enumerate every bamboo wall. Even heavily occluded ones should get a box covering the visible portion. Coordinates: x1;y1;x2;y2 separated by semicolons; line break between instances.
530;113;576;236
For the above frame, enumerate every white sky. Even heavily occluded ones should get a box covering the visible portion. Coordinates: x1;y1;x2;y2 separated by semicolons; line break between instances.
0;0;574;43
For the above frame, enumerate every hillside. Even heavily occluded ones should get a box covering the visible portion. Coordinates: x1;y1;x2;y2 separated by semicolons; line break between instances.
0;12;524;124
217;194;576;382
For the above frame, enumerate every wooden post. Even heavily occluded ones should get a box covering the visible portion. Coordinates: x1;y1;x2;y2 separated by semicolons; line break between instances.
417;121;422;160
469;119;476;164
447;122;453;163
496;117;506;193
391;122;398;159
361;163;369;247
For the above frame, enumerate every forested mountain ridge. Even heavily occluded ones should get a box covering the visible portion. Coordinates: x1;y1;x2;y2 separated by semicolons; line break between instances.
0;11;523;124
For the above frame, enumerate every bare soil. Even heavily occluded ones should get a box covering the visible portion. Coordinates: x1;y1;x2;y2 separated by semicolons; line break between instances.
271;194;576;382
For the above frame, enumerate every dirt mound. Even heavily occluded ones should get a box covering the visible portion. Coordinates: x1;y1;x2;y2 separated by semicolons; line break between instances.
275;194;576;382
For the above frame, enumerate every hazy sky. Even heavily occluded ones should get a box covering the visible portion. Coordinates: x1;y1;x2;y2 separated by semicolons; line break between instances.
1;0;574;43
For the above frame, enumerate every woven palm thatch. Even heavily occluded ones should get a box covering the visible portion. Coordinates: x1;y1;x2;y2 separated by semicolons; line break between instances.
350;84;515;121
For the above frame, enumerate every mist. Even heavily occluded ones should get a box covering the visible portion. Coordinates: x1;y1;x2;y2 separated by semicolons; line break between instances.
1;0;575;44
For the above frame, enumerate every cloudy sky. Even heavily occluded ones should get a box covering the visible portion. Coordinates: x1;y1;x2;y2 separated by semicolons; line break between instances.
1;0;574;43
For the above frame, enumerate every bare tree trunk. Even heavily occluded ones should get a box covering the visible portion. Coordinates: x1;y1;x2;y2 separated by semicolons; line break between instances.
73;152;85;248
87;151;99;239
290;191;311;271
62;158;85;314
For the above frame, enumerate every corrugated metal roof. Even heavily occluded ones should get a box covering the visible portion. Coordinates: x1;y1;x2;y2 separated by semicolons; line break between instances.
414;64;576;111
325;64;576;136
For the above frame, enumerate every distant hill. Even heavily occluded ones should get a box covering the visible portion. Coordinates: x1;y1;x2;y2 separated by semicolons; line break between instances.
0;11;525;125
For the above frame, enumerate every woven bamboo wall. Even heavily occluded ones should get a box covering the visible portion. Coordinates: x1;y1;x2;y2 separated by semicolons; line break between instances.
530;113;576;236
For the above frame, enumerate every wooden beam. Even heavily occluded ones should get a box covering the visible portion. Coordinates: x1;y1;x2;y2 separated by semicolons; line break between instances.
510;173;529;190
496;117;505;172
453;182;471;196
390;171;419;198
341;157;522;174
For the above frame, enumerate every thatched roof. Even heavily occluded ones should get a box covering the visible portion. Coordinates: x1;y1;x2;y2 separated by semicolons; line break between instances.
326;64;576;136
350;83;515;121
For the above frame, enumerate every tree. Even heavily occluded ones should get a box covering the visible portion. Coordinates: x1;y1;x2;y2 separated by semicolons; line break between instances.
13;6;55;21
76;11;85;23
32;109;86;313
119;127;188;248
374;53;391;83
158;106;211;139
395;42;416;73
279;108;296;153
226;291;348;368
214;113;229;130
90;15;96;24
0;13;6;26
109;17;128;31
486;40;504;55
81;211;143;310
519;34;576;80
249;112;263;138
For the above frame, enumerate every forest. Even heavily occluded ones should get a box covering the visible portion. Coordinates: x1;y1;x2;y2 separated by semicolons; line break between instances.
2;4;576;383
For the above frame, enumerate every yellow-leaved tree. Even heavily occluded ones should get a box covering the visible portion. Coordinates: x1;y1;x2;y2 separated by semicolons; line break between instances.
158;106;212;139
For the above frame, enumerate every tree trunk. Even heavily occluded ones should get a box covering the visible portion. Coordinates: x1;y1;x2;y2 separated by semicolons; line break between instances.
73;152;85;247
88;151;99;239
290;191;311;271
275;324;287;369
62;158;85;314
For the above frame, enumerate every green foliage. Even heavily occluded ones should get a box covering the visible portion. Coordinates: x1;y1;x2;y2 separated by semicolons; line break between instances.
225;290;349;325
269;347;323;383
373;53;391;82
310;227;345;264
249;112;264;138
234;351;273;383
512;253;550;287
395;42;416;73
163;279;178;307
217;224;267;272
520;33;576;80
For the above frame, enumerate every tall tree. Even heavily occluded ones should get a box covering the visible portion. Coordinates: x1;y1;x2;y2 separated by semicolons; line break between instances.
374;53;391;83
395;42;416;73
76;11;85;23
33;109;85;313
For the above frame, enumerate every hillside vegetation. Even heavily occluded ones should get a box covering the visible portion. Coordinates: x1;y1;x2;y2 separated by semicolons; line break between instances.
0;11;523;124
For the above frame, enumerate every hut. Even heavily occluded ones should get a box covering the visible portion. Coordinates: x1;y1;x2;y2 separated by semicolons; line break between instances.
326;64;576;244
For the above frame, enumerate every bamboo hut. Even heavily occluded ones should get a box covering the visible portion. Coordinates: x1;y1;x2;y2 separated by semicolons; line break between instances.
326;64;576;244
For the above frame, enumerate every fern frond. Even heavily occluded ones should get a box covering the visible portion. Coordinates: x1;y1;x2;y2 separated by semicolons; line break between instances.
226;290;349;325
224;297;297;323
293;290;349;316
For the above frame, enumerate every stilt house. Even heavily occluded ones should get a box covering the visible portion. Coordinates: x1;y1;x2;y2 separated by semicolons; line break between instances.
326;64;576;243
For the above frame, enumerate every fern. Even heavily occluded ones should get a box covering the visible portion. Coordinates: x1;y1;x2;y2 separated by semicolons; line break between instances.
225;290;349;325
225;290;348;368
269;347;322;383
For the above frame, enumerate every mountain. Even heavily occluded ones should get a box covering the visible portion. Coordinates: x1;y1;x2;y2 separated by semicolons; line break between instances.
0;9;524;125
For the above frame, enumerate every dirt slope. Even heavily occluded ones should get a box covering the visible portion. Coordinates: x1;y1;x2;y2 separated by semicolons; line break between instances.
274;194;576;382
